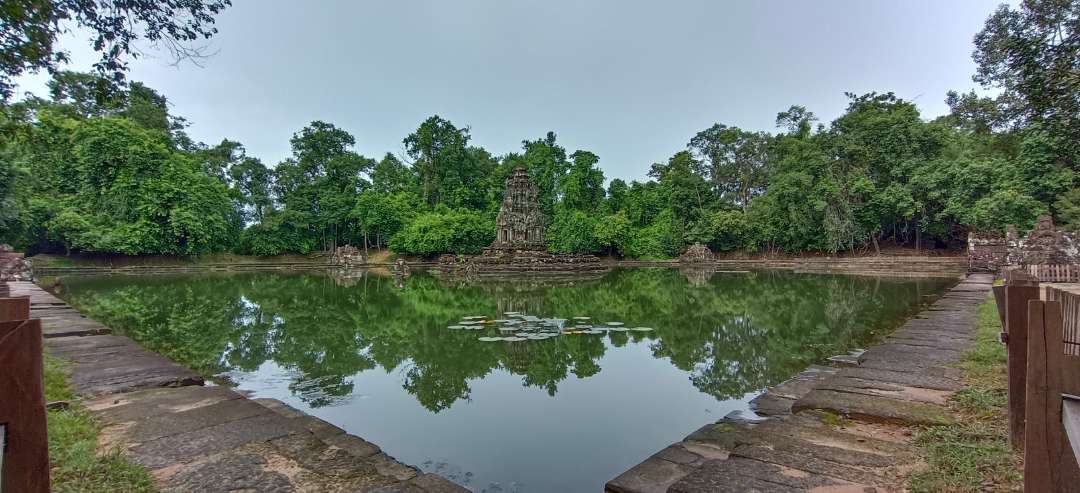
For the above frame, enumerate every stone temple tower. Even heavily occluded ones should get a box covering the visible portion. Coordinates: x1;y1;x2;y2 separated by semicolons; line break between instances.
491;167;546;251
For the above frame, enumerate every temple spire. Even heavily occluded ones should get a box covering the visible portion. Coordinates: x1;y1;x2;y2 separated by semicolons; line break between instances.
491;167;546;250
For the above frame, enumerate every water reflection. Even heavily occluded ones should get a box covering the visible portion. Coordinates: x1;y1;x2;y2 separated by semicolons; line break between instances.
56;268;952;412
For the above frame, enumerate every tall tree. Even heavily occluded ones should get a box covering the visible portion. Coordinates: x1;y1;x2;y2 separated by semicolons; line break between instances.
1;0;231;100
561;150;605;213
403;115;470;206
520;132;570;219
688;124;770;209
275;121;372;250
370;153;418;194
973;0;1080;166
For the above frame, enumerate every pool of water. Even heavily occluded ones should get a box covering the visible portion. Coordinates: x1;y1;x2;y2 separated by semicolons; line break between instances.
55;268;953;492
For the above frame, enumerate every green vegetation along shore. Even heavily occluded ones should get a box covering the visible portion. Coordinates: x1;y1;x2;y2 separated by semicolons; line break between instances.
4;2;1080;261
909;296;1022;492
44;355;157;493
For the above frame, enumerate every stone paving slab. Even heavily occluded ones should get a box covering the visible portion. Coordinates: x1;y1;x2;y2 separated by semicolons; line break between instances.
6;281;115;337
831;366;962;391
84;371;467;492
749;365;838;417
668;457;859;493
45;334;202;395
728;443;892;487
607;273;994;493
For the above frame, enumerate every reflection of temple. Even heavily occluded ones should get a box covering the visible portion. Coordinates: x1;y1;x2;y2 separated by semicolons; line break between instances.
491;167;546;251
680;267;716;287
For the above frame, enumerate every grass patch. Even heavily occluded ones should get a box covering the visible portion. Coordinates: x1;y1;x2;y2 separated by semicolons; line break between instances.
908;295;1022;492
819;410;848;429
44;355;157;493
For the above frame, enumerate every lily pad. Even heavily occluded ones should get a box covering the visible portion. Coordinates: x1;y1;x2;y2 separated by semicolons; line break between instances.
503;336;526;342
447;325;466;330
477;336;502;342
573;316;591;320
606;322;625;326
631;327;654;332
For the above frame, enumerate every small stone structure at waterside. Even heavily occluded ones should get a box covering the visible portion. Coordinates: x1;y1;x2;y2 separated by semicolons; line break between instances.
679;243;715;264
439;167;607;274
330;245;365;267
968;215;1080;272
0;244;32;281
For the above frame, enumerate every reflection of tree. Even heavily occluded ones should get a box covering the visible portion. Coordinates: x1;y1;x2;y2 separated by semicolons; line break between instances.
60;269;952;412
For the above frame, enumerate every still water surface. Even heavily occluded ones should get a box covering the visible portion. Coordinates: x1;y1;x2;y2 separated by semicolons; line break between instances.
56;268;953;492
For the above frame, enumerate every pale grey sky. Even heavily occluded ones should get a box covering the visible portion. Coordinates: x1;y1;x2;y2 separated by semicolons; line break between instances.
15;0;1004;181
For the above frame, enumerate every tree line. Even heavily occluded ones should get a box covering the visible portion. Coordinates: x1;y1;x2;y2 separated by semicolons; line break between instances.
2;1;1079;259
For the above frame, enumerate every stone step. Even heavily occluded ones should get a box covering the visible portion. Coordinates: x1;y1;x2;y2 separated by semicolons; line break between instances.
84;385;468;493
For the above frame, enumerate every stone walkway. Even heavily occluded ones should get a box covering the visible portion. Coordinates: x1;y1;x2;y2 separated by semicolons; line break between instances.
6;281;465;493
606;273;995;493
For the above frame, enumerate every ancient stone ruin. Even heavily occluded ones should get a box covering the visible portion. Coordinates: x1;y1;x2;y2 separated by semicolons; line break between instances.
330;245;365;268
438;167;606;275
0;244;33;281
490;167;546;251
967;215;1080;272
679;243;714;264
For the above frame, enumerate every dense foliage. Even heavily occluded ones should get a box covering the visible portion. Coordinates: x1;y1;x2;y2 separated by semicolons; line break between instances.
3;0;1080;258
0;0;231;101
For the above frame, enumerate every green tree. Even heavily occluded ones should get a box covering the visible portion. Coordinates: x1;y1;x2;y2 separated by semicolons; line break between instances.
403;115;470;207
561;150;605;212
592;213;631;256
370;153;417;194
353;191;419;251
973;0;1080;167
0;0;232;100
390;209;495;256
274;121;373;251
688;123;770;209
520;132;570;219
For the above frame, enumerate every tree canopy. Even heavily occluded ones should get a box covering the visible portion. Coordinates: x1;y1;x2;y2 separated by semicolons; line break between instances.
3;0;1080;259
0;0;231;100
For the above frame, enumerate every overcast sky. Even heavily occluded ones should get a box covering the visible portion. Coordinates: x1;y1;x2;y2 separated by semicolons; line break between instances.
14;0;1004;181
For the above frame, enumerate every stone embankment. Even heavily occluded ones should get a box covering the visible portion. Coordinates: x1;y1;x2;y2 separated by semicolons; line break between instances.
6;281;465;493
606;273;994;493
32;254;965;278
438;250;608;274
628;255;968;277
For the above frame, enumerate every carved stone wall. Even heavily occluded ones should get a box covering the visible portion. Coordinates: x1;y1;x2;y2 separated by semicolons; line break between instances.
679;243;715;264
1011;215;1079;265
967;232;1009;273
0;245;33;281
968;216;1080;272
490;167;546;251
330;245;365;267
